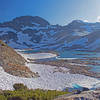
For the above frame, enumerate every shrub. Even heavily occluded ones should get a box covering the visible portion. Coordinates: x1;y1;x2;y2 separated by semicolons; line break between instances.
13;83;28;90
1;86;69;100
0;95;7;100
0;40;7;46
3;92;11;97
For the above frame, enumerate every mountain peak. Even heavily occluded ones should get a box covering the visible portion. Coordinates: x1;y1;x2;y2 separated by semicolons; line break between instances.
72;20;84;23
12;16;50;26
0;16;100;51
70;20;85;25
67;20;85;28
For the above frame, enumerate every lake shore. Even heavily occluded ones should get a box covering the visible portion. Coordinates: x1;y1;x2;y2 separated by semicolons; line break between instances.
0;51;100;90
18;52;100;90
34;58;100;78
18;49;100;78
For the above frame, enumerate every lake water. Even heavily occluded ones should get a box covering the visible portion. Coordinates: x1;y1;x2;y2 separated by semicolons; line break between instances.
58;50;100;58
24;50;100;73
58;50;100;73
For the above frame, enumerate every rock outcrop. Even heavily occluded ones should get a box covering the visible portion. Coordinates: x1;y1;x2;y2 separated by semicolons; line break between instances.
54;90;100;100
0;40;37;78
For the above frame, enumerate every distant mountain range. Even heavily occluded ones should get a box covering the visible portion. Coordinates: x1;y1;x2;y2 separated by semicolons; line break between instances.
0;16;100;51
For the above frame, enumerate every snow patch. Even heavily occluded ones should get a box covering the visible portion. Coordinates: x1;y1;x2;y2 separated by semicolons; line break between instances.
0;27;16;36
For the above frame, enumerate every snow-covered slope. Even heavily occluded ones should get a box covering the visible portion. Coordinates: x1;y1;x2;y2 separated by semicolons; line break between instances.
0;16;100;51
0;16;62;49
0;52;99;90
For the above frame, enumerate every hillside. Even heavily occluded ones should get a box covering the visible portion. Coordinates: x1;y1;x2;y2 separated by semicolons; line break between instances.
0;16;100;51
0;40;36;78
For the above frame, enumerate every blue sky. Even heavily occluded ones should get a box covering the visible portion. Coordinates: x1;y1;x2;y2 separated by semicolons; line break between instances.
0;0;100;25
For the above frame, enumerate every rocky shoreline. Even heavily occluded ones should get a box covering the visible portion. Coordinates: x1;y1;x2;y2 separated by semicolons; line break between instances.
0;50;100;90
18;49;100;78
33;58;100;78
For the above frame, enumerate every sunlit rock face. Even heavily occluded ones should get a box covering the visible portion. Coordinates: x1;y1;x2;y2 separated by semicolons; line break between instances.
0;16;100;51
0;40;37;78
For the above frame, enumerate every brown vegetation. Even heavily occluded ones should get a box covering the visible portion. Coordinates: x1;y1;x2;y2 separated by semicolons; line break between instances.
0;40;37;78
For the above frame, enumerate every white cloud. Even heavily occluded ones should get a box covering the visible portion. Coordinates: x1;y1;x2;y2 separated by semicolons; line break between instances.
83;20;88;22
97;16;100;22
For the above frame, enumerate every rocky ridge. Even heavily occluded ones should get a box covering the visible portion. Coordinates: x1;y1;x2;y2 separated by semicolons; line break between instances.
0;40;37;78
1;16;100;51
